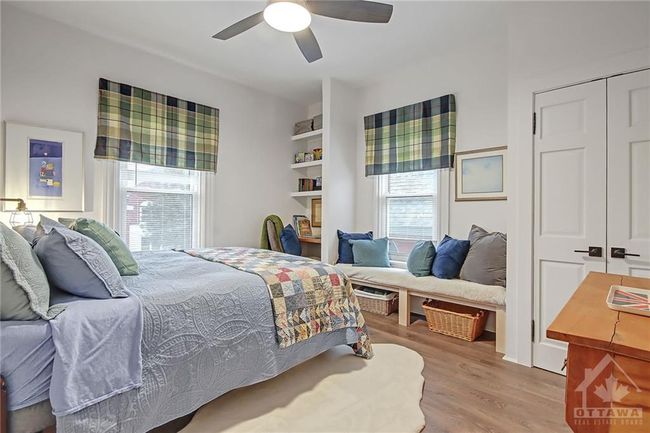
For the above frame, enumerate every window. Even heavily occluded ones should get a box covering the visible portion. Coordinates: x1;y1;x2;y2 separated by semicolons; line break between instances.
118;162;200;251
378;170;440;261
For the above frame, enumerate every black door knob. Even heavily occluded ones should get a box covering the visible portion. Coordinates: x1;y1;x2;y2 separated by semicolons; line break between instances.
574;246;602;257
611;247;641;259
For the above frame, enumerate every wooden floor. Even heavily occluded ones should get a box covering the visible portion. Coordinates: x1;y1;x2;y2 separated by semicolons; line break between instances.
364;312;570;433
155;312;570;433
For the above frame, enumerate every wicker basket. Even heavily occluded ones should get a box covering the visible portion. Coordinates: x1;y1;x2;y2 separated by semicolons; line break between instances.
422;300;487;341
355;289;398;316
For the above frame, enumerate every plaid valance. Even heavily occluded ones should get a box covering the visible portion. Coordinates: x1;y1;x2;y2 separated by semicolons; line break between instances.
94;78;219;172
364;94;456;176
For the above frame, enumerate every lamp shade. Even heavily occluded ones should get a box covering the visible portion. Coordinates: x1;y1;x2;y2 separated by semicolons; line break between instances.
9;211;34;227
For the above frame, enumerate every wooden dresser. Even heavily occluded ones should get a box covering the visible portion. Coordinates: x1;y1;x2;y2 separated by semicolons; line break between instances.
547;272;650;433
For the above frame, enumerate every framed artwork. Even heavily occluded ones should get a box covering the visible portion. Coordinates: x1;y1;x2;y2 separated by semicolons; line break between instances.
311;198;322;227
4;122;84;211
455;146;507;201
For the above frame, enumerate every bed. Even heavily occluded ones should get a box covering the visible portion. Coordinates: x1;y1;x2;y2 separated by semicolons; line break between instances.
1;249;371;433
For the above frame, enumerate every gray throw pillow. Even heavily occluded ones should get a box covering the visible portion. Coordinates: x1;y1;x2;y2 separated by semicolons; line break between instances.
13;224;38;245
459;225;507;287
34;226;128;299
0;222;65;320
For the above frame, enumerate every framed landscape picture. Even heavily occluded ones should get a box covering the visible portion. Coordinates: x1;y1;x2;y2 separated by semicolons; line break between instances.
455;146;507;201
4;122;84;211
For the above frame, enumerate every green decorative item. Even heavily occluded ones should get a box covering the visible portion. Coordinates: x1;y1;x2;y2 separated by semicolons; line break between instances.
95;78;219;172
364;94;456;176
71;218;139;276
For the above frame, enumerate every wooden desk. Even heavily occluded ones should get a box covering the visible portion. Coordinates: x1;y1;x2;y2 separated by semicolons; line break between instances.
547;272;650;433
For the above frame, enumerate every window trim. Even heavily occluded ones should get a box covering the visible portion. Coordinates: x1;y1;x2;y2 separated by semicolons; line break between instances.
374;169;450;263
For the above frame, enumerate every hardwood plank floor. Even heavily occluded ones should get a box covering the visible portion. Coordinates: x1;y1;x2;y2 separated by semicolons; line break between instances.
364;312;570;433
155;312;570;433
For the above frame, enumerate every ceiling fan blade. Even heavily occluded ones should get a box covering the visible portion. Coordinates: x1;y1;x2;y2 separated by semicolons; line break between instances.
212;11;264;40
294;27;323;63
306;1;393;23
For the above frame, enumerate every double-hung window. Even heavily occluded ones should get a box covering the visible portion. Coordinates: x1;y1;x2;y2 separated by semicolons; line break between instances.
118;162;200;251
378;170;443;262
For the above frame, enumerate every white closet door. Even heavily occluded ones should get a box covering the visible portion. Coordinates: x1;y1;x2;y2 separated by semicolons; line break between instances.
607;70;650;277
533;80;607;373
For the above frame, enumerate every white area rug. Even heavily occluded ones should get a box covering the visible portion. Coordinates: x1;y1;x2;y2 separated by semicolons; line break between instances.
181;343;425;433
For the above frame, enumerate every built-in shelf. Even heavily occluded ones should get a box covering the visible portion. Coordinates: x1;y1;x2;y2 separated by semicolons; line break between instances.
290;190;322;198
299;237;321;245
291;129;323;141
290;160;323;169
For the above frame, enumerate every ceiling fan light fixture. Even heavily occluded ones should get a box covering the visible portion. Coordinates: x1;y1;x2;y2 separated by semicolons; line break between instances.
263;1;312;33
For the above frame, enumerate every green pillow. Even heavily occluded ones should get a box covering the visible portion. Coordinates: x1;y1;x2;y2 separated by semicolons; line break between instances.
406;240;436;277
69;218;139;276
349;237;391;268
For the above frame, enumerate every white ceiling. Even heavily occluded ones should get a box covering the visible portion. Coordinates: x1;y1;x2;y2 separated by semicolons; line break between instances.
8;1;508;104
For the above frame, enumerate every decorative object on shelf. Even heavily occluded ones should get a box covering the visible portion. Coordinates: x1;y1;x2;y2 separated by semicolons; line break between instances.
293;215;312;238
4;122;84;211
0;198;33;227
304;152;314;162
293;119;313;135
314;176;322;190
455;146;507;201
294;152;306;163
311;198;322;227
364;94;456;176
298;178;314;192
313;147;322;160
313;114;323;130
95;78;219;172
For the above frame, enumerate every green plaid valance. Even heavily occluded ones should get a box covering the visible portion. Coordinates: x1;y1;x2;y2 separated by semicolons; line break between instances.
364;94;456;176
95;78;219;172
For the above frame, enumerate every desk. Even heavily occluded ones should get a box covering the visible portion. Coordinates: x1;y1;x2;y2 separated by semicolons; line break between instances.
547;272;650;433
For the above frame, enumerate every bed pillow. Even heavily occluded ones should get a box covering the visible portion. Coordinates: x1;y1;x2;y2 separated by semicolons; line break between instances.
0;222;65;320
280;224;302;256
460;225;507;287
337;230;373;264
407;240;436;277
67;218;139;276
349;237;390;268
13;224;38;245
34;226;127;299
32;215;67;246
431;235;470;279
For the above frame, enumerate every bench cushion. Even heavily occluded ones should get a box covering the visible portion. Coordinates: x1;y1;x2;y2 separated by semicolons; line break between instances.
336;264;506;307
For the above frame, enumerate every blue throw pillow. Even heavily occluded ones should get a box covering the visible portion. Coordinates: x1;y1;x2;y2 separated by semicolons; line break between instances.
349;237;390;267
34;226;127;299
431;235;470;279
337;230;373;264
407;240;436;277
280;225;302;256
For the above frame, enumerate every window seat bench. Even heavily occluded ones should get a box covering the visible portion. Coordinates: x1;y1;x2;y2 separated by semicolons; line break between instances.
336;264;506;354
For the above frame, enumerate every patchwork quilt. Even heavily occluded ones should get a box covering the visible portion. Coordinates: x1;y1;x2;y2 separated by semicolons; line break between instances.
184;247;373;358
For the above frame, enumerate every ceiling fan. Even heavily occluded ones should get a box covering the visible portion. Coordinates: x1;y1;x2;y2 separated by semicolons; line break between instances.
212;0;394;63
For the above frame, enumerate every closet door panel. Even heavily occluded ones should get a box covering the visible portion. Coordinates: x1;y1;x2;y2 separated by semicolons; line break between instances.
533;80;607;373
608;69;650;277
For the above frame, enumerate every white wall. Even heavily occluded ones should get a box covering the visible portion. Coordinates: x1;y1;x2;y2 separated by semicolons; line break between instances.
346;1;649;365
506;1;650;365
1;5;306;247
354;28;509;239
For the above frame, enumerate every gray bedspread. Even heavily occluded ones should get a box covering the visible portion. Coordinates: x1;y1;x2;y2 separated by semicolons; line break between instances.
57;250;360;433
